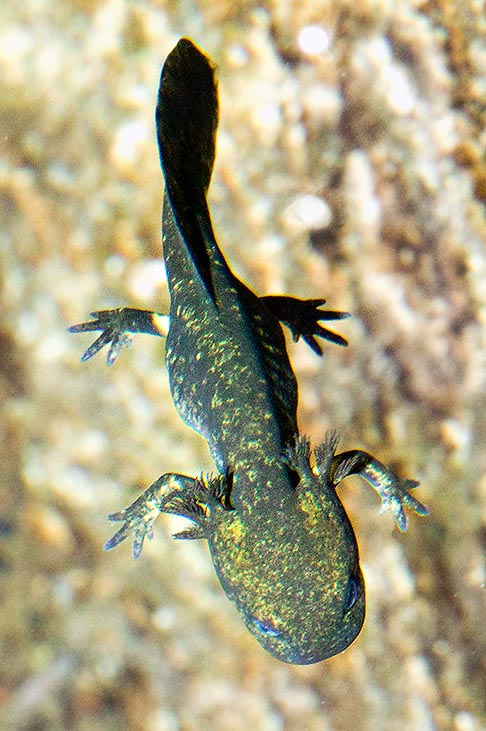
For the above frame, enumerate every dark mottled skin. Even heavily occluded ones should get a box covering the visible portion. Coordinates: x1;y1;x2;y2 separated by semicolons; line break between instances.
69;39;429;664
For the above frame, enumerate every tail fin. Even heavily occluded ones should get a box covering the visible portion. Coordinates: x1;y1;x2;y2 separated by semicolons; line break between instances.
156;38;219;304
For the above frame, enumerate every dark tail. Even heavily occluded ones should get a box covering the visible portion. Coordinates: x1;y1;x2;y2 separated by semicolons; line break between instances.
156;38;219;304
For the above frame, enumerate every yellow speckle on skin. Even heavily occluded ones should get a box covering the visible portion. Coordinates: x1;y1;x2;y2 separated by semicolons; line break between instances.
298;489;320;530
217;513;247;551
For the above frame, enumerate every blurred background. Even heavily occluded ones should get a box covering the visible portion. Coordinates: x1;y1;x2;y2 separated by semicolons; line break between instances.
1;1;485;729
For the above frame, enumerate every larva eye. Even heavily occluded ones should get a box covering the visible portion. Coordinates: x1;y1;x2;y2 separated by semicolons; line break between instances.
252;617;281;637
344;575;360;612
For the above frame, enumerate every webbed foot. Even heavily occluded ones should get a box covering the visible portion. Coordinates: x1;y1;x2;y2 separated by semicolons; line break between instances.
376;477;428;531
103;470;233;557
331;450;429;531
104;473;198;558
69;308;167;365
261;295;349;355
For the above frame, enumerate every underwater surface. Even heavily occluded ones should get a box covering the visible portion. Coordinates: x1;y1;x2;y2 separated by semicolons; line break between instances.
1;1;485;729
